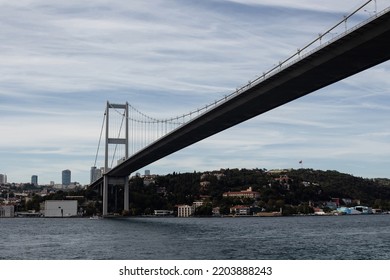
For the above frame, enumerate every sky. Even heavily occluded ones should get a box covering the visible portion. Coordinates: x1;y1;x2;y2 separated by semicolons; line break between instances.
0;0;389;185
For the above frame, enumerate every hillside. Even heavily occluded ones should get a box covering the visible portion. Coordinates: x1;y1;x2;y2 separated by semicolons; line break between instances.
125;168;390;215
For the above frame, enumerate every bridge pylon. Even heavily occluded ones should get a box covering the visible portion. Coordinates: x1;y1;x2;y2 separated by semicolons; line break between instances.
102;101;129;216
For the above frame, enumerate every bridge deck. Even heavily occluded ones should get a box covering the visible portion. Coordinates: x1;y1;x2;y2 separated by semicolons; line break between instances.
91;10;390;187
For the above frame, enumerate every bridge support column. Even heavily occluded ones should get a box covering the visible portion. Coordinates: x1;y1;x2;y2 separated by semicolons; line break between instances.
124;176;129;212
102;175;108;216
102;101;129;217
102;175;128;216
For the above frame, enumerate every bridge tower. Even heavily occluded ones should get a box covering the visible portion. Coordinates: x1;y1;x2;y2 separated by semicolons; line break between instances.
102;101;129;216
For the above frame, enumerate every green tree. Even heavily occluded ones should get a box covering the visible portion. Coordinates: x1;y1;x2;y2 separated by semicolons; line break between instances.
25;194;42;212
194;204;213;216
297;203;314;214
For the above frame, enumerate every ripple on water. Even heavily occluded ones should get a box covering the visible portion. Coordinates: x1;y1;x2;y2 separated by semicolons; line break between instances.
1;215;390;259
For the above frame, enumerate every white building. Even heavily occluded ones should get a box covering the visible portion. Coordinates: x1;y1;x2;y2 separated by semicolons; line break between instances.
0;205;14;217
154;210;173;216
191;201;204;213
177;205;193;217
192;201;204;209
43;200;78;217
230;205;251;216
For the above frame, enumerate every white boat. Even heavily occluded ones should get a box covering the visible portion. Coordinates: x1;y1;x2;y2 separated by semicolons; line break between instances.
89;215;101;220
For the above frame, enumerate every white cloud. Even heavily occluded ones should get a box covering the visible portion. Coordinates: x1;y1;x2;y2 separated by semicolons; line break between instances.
0;0;389;183
223;0;383;13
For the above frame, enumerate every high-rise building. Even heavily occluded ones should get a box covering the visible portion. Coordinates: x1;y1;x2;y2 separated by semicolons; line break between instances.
90;166;102;184
90;166;96;184
62;169;71;186
0;174;7;185
31;175;38;186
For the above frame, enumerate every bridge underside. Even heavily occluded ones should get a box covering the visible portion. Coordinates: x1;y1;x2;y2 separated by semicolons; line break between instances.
91;11;390;189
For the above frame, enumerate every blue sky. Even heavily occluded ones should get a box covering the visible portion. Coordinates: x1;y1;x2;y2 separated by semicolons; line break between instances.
0;0;389;185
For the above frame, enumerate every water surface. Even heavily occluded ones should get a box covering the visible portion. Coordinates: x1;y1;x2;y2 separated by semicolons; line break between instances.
1;215;389;259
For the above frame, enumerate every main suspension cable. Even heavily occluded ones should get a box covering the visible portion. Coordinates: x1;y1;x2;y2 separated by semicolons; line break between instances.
94;111;106;167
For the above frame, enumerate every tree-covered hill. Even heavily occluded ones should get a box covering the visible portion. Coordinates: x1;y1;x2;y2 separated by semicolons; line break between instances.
125;168;390;215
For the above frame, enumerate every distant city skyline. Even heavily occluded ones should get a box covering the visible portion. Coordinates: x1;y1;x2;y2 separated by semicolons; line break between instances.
0;171;75;186
1;0;389;184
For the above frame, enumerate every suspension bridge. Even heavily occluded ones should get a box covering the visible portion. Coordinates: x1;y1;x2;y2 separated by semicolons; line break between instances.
90;1;390;216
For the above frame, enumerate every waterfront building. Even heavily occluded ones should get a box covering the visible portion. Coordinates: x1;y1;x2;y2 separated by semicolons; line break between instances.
354;206;373;214
212;207;221;216
230;205;251;216
192;200;203;210
31;175;38;186
62;169;71;186
42;200;78;217
177;205;193;217
154;210;173;216
0;205;15;218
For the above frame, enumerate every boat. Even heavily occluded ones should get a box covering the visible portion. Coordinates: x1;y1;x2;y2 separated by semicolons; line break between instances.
89;215;101;220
